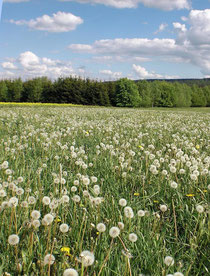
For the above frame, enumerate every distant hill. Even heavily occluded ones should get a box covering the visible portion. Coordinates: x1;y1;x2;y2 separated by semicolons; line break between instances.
135;78;210;87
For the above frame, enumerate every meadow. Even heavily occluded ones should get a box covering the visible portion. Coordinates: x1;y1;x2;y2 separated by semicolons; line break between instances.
0;105;209;276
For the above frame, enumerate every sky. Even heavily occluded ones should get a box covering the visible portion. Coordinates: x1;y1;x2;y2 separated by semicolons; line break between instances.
0;0;210;80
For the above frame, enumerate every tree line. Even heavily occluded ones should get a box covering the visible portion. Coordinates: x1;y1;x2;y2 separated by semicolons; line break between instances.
0;76;209;107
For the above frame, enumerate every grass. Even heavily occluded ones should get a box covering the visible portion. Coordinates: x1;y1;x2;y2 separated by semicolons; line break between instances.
0;106;209;276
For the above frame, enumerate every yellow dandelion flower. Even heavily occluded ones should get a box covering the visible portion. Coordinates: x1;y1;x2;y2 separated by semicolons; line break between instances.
186;194;195;197
61;247;70;254
134;192;140;196
195;145;200;149
138;145;142;149
153;200;159;203
55;217;61;223
203;190;207;193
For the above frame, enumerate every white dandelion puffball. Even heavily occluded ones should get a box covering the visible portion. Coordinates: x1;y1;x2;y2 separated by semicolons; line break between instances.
82;177;90;186
96;223;106;232
109;226;120;238
63;268;78;276
60;223;69;233
31;210;41;220
129;233;138;242
44;254;55;265
137;210;145;217
124;206;134;218
119;198;127;207
170;181;178;189
164;256;174;266
42;196;51;205
43;214;54;225
80;250;95;267
8;234;19;245
32;219;40;228
118;222;125;230
72;195;80;203
196;205;204;213
160;205;167;212
174;273;184;276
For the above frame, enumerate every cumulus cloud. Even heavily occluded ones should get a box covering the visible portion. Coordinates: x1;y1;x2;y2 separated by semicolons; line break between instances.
69;38;181;57
132;64;179;79
9;11;83;32
1;61;17;70
60;0;190;10
0;51;78;79
99;69;122;79
68;9;210;76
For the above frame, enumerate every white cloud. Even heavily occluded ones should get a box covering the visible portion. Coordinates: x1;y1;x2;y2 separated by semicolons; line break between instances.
133;64;179;79
173;22;187;32
0;51;78;79
1;61;17;70
60;0;190;10
99;69;122;79
187;9;210;45
154;23;168;34
69;38;181;57
9;11;83;32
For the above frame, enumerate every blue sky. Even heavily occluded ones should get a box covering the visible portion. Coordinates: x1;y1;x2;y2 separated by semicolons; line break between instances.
0;0;210;80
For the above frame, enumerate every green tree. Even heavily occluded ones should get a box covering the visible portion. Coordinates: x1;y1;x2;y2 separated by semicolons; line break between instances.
191;85;207;107
0;81;8;101
115;78;141;107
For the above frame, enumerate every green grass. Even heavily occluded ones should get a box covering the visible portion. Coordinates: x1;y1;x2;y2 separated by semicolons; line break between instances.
0;107;209;276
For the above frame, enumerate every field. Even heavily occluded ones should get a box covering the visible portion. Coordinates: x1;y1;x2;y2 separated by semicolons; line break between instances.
0;105;209;276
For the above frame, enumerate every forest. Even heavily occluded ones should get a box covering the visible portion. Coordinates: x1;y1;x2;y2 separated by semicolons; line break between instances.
0;76;209;107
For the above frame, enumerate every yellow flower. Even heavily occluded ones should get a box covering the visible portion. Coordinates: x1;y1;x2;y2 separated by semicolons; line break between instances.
195;145;200;149
203;190;207;193
153;200;159;203
55;217;61;223
134;192;140;196
138;145;142;149
61;247;70;254
186;194;195;197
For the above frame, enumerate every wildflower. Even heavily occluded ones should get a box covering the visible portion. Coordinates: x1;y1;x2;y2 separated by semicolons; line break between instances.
72;195;80;203
71;186;77;192
79;250;95;266
124;206;134;218
96;223;106;232
42;196;51;205
62;195;70;203
174;273;184;276
118;222;124;230
196;205;204;213
109;227;120;238
164;256;174;266
134;192;140;196
43;214;54;225
137;210;145;217
128;233;138;242
28;196;36;204
160;205;167;212
119;198;127;207
82;177;90;186
61;247;70;254
60;223;69;233
31;210;41;220
170;181;178;189
32;220;40;228
8;234;19;245
63;268;78;276
186;194;195;197
44;254;55;265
